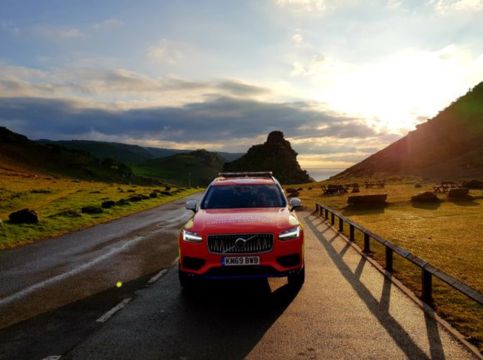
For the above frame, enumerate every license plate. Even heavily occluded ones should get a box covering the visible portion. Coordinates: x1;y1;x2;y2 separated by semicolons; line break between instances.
223;256;260;266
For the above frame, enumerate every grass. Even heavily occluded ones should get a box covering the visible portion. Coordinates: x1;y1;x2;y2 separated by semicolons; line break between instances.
0;169;200;249
290;180;483;352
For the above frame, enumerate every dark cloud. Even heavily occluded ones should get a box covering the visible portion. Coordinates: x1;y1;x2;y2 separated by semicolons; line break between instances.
0;96;378;147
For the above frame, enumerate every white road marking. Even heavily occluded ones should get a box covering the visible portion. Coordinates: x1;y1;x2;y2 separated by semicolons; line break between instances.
0;236;145;308
96;297;132;323
147;269;167;284
41;356;62;360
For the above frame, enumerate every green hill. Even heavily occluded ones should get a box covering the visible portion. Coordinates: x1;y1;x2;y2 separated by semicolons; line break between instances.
333;82;483;180
39;139;242;165
135;149;225;186
0;127;159;184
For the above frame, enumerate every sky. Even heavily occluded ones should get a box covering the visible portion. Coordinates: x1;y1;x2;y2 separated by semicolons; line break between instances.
1;0;482;179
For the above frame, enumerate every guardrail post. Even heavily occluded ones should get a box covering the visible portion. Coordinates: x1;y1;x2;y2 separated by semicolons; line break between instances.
422;269;433;304
385;247;393;273
330;212;335;225
324;209;328;220
338;217;344;232
363;233;370;253
315;204;319;214
349;224;355;241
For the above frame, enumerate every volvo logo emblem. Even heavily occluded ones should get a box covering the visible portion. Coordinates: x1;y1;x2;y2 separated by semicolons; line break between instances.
235;237;247;248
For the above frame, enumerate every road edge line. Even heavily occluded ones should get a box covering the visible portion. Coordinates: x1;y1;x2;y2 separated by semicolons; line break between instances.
96;297;132;323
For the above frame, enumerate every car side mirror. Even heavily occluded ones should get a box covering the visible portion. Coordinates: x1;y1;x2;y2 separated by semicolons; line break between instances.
289;197;302;210
185;199;198;213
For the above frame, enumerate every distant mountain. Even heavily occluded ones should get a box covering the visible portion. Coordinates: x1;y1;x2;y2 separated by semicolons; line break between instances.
0;127;159;184
333;82;483;180
136;149;225;186
223;131;313;184
38;140;242;165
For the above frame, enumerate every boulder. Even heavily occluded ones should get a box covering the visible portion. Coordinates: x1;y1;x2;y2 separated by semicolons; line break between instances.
347;194;387;206
448;188;472;200
116;199;130;206
128;195;143;202
149;192;158;198
287;191;300;198
81;206;103;214
463;180;483;189
9;209;39;224
411;191;440;203
101;200;116;209
56;209;81;217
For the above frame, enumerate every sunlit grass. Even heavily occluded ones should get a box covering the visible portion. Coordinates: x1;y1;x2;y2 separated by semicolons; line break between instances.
0;171;199;249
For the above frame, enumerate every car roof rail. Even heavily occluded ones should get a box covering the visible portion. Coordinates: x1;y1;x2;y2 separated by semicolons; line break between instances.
218;171;273;178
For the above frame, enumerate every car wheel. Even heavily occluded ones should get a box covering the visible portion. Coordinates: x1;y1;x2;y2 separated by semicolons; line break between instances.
287;267;305;289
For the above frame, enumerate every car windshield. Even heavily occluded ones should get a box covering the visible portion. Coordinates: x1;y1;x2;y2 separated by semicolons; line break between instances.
201;184;286;209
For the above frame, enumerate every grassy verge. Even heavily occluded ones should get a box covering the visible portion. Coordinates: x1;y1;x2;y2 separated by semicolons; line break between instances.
289;180;483;352
0;172;200;249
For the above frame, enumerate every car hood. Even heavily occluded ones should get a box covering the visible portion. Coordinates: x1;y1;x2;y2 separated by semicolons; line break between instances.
187;208;299;234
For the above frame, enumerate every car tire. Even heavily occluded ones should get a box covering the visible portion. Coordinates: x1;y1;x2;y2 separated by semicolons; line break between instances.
287;266;305;289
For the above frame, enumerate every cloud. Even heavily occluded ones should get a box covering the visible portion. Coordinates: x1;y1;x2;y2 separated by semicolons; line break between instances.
35;26;85;40
92;19;124;30
146;39;182;64
275;0;327;12
0;96;381;152
431;0;483;13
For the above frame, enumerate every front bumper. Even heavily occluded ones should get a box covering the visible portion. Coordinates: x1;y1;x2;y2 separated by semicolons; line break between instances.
178;234;304;280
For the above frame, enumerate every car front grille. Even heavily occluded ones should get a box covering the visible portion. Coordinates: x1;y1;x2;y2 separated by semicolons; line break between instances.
208;233;273;254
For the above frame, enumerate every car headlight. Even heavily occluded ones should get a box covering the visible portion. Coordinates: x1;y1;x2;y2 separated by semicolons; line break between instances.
182;229;203;242
279;226;301;240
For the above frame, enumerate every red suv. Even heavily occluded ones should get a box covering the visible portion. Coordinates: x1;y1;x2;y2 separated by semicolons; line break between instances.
178;172;304;290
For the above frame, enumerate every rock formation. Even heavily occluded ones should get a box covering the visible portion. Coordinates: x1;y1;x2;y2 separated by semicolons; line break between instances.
223;131;313;184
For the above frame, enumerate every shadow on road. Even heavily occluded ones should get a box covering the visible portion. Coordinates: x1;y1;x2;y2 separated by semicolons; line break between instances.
170;279;300;359
304;215;446;360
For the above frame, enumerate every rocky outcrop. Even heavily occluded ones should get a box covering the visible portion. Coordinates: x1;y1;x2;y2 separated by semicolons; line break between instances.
223;131;313;184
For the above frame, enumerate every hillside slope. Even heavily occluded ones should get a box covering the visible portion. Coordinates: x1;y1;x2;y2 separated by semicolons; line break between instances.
136;149;225;186
39;140;242;164
334;82;483;180
0;127;156;184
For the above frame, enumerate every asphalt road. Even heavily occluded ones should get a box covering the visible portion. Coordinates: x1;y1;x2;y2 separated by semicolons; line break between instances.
0;207;476;360
0;193;202;331
65;213;475;360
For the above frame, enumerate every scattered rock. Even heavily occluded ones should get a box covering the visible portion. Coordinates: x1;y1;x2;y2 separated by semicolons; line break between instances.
127;189;135;193
149;192;158;198
116;199;130;206
9;209;39;224
347;194;387;206
30;189;52;194
448;188;472;200
308;187;312;190
414;183;422;188
411;191;440;203
102;200;116;209
160;191;171;196
165;186;171;191
352;186;360;193
89;190;101;194
81;206;103;214
463;179;483;189
287;191;300;198
128;195;143;202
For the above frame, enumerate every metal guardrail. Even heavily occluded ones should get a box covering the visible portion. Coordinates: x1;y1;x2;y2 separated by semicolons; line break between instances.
315;203;483;306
